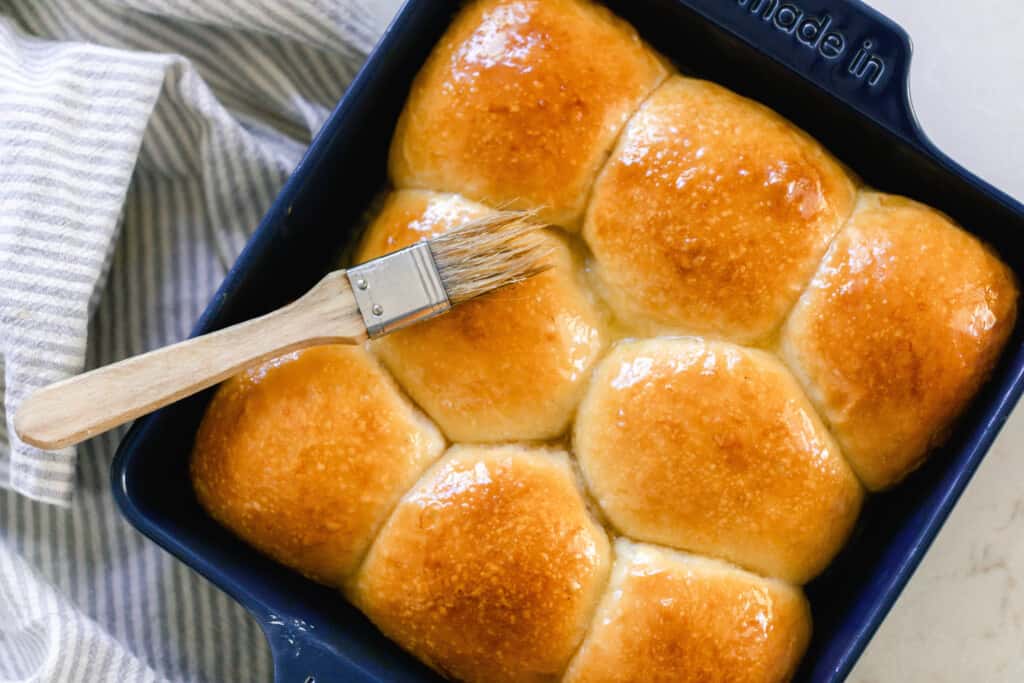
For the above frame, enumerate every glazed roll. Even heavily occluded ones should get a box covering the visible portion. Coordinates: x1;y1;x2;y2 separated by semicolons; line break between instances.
351;445;611;683
356;190;607;442
563;540;811;683
389;0;669;228
583;76;857;344
782;192;1018;490
190;346;445;587
574;337;863;583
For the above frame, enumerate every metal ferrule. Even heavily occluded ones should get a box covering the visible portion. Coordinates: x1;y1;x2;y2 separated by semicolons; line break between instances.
346;241;451;338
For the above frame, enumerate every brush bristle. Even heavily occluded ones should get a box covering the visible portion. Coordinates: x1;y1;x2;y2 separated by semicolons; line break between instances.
427;211;554;306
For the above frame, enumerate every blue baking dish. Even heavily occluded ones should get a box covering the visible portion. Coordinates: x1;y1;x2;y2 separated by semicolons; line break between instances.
110;0;1024;681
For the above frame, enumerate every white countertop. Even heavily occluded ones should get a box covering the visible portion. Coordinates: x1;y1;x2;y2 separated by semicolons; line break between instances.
372;1;1024;678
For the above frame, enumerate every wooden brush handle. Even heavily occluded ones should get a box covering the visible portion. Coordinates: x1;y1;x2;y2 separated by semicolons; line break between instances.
14;271;366;451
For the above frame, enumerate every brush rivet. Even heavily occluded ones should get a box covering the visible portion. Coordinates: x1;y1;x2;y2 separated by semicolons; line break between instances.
356;278;368;290
371;304;384;316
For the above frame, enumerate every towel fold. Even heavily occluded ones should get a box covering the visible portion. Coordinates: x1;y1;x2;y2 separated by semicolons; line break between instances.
0;1;400;679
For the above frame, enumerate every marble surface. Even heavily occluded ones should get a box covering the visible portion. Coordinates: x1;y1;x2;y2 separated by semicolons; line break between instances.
371;0;1024;678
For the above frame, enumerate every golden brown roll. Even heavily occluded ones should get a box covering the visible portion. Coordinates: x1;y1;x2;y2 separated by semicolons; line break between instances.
350;444;611;683
583;76;857;343
563;540;811;683
355;190;493;261
574;337;862;583
389;0;669;228
356;190;608;443
190;346;445;587
782;192;1018;490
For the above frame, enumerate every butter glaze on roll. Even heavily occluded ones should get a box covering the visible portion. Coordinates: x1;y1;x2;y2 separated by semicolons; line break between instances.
563;540;811;683
574;338;863;583
190;346;445;587
351;445;611;683
584;76;857;343
357;190;607;442
782;193;1018;490
389;0;669;228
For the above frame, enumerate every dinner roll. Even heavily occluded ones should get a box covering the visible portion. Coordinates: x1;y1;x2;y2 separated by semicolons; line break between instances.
389;0;669;228
355;190;493;261
356;190;607;442
583;76;857;343
563;540;810;683
782;192;1018;490
190;346;444;587
574;337;862;583
351;445;611;683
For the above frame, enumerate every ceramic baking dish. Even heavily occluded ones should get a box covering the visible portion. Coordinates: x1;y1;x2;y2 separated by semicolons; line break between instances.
110;0;1024;680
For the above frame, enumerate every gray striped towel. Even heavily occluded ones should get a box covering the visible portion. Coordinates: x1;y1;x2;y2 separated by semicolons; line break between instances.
0;0;400;679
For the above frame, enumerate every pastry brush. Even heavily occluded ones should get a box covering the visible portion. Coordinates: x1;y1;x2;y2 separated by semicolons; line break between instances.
15;211;552;451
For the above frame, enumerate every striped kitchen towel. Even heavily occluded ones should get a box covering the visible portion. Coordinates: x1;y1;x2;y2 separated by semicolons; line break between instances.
0;0;401;680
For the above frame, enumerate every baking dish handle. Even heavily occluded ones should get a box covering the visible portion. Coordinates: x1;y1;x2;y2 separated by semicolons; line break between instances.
679;0;927;147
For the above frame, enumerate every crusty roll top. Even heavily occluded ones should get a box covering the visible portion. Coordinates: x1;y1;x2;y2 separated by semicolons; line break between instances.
564;540;811;683
574;338;863;583
357;190;608;443
351;445;611;683
190;346;445;586
389;0;669;228
584;76;857;344
782;192;1018;490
